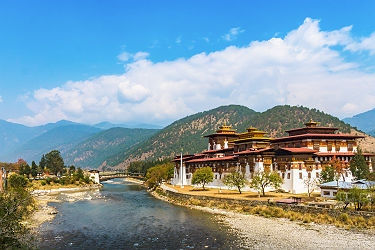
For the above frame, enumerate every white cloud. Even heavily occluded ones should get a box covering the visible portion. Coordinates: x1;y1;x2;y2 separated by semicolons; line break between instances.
346;32;375;55
223;27;245;41
0;96;2;103
11;18;375;126
117;52;131;62
117;51;149;62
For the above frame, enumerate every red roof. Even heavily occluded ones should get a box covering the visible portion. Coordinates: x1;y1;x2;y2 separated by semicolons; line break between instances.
271;133;364;142
279;147;318;153
285;127;338;133
185;155;238;163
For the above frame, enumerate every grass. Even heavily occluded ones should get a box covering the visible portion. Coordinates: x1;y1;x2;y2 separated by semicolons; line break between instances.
159;187;375;230
29;179;94;190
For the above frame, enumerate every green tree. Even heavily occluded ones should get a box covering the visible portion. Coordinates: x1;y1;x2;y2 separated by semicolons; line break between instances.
223;171;248;194
39;154;46;172
145;163;173;189
349;149;369;180
191;167;214;190
19;164;31;178
0;174;33;248
31;161;38;178
250;171;283;196
319;165;335;183
74;167;84;181
8;174;28;191
69;165;76;176
44;150;65;175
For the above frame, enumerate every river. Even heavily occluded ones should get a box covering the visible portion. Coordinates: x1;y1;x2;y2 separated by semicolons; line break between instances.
37;178;242;249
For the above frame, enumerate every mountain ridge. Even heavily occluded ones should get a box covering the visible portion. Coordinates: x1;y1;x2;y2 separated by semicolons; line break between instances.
103;105;371;170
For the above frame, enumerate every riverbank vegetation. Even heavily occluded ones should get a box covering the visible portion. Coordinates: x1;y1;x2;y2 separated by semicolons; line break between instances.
144;162;174;189
155;187;375;230
0;174;34;248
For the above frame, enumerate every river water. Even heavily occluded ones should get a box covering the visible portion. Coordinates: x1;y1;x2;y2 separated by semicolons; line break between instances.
37;179;243;249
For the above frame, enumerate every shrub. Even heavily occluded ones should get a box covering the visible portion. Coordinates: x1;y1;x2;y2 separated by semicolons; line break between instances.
41;181;46;186
338;213;350;223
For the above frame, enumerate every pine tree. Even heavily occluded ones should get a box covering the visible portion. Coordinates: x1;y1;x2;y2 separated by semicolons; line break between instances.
350;148;369;180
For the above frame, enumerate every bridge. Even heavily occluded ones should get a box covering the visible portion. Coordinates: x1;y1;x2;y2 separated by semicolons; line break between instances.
99;171;144;181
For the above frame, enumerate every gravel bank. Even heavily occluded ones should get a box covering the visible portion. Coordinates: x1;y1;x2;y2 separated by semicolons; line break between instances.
219;211;375;249
152;188;375;249
27;185;102;229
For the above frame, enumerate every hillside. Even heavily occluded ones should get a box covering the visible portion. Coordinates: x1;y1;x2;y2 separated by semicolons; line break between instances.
63;127;158;169
4;125;101;163
343;108;375;133
106;105;362;169
104;105;258;169
250;106;351;137
0;119;87;161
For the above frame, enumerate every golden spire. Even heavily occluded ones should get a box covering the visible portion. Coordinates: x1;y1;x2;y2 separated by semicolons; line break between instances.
305;119;320;127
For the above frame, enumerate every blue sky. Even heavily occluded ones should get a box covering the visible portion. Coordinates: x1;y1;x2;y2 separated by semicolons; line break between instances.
1;0;375;126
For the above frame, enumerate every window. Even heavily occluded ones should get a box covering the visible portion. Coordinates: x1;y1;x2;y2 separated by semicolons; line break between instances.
282;173;285;179
308;172;311;178
316;172;319;178
333;192;337;196
287;173;290;179
299;173;302;179
323;191;330;196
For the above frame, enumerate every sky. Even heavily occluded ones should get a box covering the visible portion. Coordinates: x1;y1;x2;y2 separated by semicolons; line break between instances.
1;0;375;126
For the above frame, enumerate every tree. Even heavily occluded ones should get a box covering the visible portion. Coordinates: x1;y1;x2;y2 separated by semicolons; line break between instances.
8;174;28;191
349;148;369;180
0;174;33;248
319;165;335;183
31;161;38;178
44;150;64;175
145;163;174;189
336;187;369;211
18;160;30;178
39;154;46;172
69;165;76;176
191;167;214;190
336;191;351;209
330;156;347;183
223;171;248;194
250;171;283;196
303;177;319;197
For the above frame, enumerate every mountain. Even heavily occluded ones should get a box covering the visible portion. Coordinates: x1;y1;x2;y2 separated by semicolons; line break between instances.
4;125;101;163
343;108;375;133
0;119;84;158
104;105;258;168
94;121;162;130
104;105;361;169
63;127;158;169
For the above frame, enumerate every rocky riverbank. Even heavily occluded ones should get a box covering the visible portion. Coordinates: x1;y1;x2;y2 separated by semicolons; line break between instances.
26;184;102;229
152;186;375;249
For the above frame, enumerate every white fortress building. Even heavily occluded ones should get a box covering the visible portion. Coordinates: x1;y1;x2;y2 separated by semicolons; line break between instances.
172;121;374;194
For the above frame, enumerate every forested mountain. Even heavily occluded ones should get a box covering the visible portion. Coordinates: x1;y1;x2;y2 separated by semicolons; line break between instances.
0;119;81;159
63;127;158;169
4;125;101;163
105;105;359;169
94;121;162;130
343;108;375;134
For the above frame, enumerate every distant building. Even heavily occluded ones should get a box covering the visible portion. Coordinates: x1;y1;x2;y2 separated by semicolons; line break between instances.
89;170;100;183
320;179;375;198
172;120;375;194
